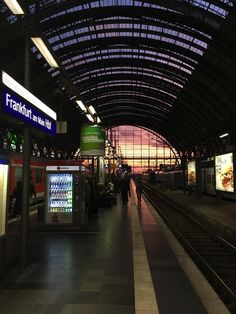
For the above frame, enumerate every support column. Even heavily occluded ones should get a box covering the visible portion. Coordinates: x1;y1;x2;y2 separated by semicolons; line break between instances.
195;158;202;199
21;33;31;268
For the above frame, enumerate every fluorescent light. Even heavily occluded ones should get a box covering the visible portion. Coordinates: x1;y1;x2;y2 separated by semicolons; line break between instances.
3;0;24;14
2;71;57;120
88;105;96;115
86;113;94;122
76;100;87;112
97;117;101;123
31;37;59;68
219;133;229;138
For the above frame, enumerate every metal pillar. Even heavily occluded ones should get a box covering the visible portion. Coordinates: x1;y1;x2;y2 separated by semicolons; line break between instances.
195;158;202;199
21;34;31;268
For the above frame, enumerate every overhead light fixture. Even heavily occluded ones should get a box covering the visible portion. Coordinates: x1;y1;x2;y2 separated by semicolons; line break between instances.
86;113;94;122
219;133;229;138
88;105;96;115
76;100;87;112
31;37;59;68
3;0;24;14
97;117;101;123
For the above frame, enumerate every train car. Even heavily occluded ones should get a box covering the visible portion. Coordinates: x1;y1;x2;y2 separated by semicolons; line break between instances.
9;154;87;202
9;153;46;201
201;167;215;196
155;170;184;190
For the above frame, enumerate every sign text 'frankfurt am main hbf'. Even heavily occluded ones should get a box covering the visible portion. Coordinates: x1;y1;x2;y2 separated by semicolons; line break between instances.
1;71;57;136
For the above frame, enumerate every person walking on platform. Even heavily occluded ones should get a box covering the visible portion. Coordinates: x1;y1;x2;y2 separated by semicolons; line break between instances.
119;174;130;205
136;175;143;204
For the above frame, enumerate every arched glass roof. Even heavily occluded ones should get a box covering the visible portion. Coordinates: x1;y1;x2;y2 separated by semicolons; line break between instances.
1;0;236;153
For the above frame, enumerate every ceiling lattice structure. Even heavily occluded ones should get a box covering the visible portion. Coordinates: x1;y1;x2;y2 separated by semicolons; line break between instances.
1;0;236;154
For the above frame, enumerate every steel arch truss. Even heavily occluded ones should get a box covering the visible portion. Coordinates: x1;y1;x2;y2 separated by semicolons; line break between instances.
0;0;235;154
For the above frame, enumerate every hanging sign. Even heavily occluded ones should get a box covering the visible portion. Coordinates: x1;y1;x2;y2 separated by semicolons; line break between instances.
80;125;105;156
1;71;57;136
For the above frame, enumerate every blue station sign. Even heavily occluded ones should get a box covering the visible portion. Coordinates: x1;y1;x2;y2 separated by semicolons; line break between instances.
1;71;57;136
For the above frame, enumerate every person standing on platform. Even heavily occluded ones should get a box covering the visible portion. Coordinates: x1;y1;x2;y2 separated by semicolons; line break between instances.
136;175;143;204
12;180;22;220
119;174;130;205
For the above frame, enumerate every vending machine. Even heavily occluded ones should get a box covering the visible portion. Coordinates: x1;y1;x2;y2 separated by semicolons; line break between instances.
45;165;85;226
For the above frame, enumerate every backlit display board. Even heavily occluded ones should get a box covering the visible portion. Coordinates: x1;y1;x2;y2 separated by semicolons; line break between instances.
215;152;234;192
187;160;196;186
80;125;105;156
1;71;56;136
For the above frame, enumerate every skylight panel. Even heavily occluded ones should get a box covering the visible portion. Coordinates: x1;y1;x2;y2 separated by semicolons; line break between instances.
185;0;230;18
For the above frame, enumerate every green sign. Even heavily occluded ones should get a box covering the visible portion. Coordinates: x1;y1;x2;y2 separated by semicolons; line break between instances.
80;126;105;156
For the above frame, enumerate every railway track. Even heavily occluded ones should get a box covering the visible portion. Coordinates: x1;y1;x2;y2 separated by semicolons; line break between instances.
143;184;236;313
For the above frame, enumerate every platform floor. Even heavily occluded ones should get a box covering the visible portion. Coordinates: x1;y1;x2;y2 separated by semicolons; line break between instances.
0;181;231;314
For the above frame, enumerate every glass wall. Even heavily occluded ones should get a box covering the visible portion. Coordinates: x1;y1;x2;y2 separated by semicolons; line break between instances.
107;125;180;173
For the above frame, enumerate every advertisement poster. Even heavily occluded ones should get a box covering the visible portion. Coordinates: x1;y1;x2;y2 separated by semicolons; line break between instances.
80;125;105;156
187;160;196;186
0;161;8;236
215;153;234;192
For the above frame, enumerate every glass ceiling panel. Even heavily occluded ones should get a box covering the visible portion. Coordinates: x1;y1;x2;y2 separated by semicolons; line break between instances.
39;0;232;22
98;99;172;109
48;24;208;55
61;48;195;70
73;67;185;88
89;91;173;109
80;81;177;99
63;54;192;75
83;79;181;93
50;32;205;57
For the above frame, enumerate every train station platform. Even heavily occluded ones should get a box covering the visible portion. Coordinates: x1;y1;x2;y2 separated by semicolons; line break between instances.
0;181;230;314
148;183;236;242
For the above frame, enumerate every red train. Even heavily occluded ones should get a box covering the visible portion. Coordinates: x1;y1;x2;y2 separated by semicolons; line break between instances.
9;153;86;201
9;153;46;201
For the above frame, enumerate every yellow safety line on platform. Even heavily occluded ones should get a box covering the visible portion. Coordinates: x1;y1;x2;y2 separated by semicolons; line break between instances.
130;180;159;314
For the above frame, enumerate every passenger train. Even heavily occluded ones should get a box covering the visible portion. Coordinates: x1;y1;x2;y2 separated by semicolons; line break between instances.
8;153;85;201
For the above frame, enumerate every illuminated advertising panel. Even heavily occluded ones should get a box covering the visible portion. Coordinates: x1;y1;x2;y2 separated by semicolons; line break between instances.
1;71;56;136
187;160;196;186
0;159;9;237
215;153;234;192
80;125;105;156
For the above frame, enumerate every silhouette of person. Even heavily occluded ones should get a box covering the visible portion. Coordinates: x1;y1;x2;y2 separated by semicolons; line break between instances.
12;180;22;217
119;175;130;204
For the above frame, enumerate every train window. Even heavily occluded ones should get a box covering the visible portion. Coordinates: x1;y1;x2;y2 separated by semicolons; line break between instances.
14;167;23;186
212;175;215;185
35;169;43;184
207;175;211;184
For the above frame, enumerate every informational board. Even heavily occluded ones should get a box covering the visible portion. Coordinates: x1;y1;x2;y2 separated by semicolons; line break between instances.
80;125;105;156
215;152;234;192
187;160;196;186
1;71;56;136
